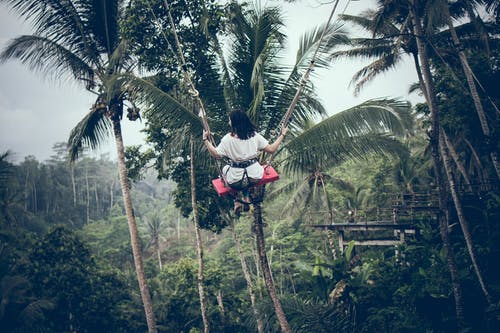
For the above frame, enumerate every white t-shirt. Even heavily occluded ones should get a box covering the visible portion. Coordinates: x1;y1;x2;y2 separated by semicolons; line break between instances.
216;133;269;184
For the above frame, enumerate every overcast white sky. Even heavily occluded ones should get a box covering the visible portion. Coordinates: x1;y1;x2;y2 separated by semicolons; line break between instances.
0;0;422;163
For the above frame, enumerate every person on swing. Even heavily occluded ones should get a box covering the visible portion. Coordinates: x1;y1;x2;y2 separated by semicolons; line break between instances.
203;109;288;214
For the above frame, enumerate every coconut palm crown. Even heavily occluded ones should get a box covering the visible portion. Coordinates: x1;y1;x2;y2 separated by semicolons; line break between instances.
0;1;158;331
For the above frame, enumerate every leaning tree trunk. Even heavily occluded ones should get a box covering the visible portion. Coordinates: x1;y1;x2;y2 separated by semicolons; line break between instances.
70;165;76;206
322;181;338;260
252;190;292;333
409;2;466;328
155;238;163;271
439;132;493;305
217;206;264;333
441;128;472;190
464;137;488;188
444;3;500;179
230;216;264;333
190;137;210;333
112;119;157;333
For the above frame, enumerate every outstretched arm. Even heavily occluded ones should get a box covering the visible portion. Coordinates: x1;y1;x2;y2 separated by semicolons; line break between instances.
263;126;288;154
203;131;222;158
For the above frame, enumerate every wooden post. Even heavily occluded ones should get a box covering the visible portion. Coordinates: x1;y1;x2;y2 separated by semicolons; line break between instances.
338;231;344;254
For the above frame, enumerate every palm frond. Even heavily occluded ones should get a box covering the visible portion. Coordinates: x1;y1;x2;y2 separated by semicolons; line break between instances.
372;4;403;36
2;0;101;64
284;133;408;176
262;22;348;133
108;40;134;73
68;107;112;162
88;0;120;54
159;125;192;169
339;13;376;32
408;82;422;95
210;36;237;113
0;151;14;184
296;98;413;140
424;0;449;34
330;38;394;61
248;50;266;118
266;24;348;130
226;2;286;115
350;51;401;95
18;299;55;324
277;179;313;219
250;295;355;333
0;35;94;85
119;74;202;133
295;22;350;72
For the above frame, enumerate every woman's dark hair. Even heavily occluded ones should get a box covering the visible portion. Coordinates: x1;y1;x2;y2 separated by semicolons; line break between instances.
229;110;257;140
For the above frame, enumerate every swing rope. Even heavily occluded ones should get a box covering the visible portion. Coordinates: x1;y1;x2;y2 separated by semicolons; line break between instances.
162;0;215;146
267;0;342;166
158;0;345;199
162;0;343;152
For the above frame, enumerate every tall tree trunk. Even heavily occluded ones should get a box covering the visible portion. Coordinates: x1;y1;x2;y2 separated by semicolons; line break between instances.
439;132;493;305
444;3;500;178
441;128;472;190
223;211;264;333
253;197;291;333
71;165;76;206
177;210;181;240
85;167;90;223
156;238;163;271
94;181;99;214
464;137;488;187
190;137;210;333
24;169;29;211
409;2;466;328
112;119;157;333
32;180;37;212
216;289;226;330
110;179;114;209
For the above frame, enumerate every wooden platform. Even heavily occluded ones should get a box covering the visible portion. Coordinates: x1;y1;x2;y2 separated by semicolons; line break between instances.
310;222;416;232
310;222;417;253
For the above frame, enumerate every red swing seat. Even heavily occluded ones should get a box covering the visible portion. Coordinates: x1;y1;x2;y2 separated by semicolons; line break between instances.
211;164;280;196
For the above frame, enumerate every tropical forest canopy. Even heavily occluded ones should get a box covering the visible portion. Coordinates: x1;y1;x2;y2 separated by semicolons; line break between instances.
0;0;499;332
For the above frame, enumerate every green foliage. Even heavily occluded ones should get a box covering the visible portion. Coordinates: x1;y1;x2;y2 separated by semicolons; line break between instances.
28;227;132;332
170;157;229;232
1;1;500;332
254;295;355;333
80;216;134;269
153;257;248;333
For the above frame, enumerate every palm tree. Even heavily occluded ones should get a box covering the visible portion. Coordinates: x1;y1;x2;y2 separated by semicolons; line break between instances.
141;212;167;270
131;2;350;331
0;1;157;331
408;0;471;327
269;98;413;257
281;98;411;218
332;8;419;96
332;0;469;326
0;152;23;227
213;4;350;331
439;0;500;178
410;0;494;309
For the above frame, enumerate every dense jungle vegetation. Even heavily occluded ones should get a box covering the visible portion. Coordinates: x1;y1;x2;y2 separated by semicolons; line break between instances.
0;0;499;332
